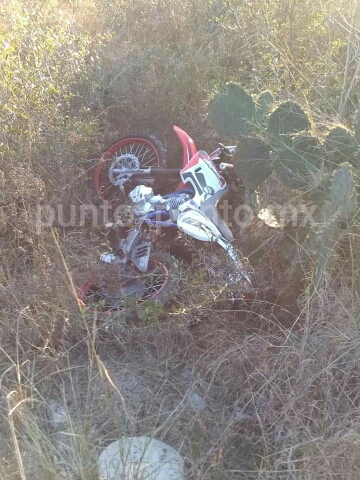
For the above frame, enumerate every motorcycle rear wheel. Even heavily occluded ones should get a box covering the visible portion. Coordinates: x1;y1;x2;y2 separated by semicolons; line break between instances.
94;133;167;203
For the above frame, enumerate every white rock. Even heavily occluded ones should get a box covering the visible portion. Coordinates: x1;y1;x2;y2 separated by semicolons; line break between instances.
186;389;207;412
48;401;69;430
232;411;252;423
97;436;184;480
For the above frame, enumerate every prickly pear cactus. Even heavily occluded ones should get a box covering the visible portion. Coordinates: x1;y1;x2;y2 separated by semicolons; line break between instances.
324;126;358;168
208;83;255;138
233;136;273;190
255;90;274;127
267;101;311;138
330;163;357;220
308;173;331;204
274;135;322;189
311;163;357;291
311;216;338;292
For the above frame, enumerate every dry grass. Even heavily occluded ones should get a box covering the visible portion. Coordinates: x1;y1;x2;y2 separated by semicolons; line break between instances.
3;264;360;479
1;0;360;479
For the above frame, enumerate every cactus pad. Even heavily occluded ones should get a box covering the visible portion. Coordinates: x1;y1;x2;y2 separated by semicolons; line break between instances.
330;163;357;220
208;83;255;138
311;216;338;291
311;163;357;291
324;126;358;168
255;90;274;127
233;136;272;189
275;135;322;189
267;101;311;137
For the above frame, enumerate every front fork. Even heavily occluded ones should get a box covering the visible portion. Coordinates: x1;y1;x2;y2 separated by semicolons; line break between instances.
216;236;253;286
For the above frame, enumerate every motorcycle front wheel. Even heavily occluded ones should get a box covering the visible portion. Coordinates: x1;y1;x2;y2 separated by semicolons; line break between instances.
76;251;181;320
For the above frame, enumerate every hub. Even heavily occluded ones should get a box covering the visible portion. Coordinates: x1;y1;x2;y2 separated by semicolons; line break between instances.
109;153;140;186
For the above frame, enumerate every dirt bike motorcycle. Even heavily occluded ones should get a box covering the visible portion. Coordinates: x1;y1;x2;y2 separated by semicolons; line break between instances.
77;126;252;316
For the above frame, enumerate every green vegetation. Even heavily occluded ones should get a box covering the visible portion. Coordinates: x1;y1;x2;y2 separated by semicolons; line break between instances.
311;163;357;291
208;83;256;137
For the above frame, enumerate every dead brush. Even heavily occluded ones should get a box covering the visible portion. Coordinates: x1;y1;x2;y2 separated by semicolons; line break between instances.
2;232;360;479
1;0;360;478
171;247;255;326
182;276;360;478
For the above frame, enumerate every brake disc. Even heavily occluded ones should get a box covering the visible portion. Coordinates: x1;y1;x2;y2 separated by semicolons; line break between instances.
109;153;140;186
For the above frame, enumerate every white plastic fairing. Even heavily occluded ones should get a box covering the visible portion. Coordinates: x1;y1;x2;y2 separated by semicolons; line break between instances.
177;209;222;242
180;153;225;206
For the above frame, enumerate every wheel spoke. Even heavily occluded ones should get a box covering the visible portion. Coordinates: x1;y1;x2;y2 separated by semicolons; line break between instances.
141;154;157;167
95;139;162;201
137;147;151;160
136;143;147;158
133;142;143;158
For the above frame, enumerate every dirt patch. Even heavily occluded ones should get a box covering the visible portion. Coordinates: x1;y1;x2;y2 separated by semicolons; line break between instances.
30;340;259;479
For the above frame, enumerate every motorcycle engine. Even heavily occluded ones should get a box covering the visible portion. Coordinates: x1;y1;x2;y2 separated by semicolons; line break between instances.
129;185;154;215
129;185;191;218
129;185;166;216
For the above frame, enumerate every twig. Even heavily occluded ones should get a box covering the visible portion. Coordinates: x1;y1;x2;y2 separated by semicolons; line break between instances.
338;0;359;119
342;50;360;115
7;392;27;480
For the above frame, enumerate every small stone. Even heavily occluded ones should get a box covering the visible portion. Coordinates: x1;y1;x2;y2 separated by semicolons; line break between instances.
98;437;184;480
232;410;252;424
48;401;69;431
186;389;207;412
